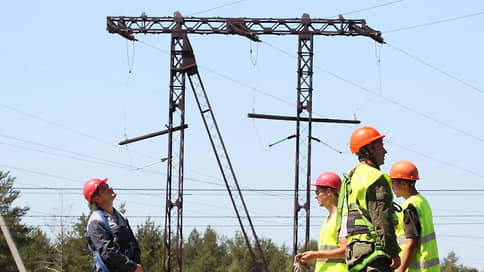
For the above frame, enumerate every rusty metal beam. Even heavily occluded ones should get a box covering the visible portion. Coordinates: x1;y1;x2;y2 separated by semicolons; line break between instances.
248;113;360;124
118;125;188;145
107;13;383;43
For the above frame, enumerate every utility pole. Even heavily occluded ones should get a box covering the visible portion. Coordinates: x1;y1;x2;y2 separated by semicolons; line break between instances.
108;12;383;271
0;214;27;272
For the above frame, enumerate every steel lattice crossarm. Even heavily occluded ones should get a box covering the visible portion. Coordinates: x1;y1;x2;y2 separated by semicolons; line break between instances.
107;12;384;43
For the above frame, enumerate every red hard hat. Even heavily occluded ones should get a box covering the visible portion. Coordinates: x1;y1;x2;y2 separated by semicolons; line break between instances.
390;160;419;181
349;126;385;154
83;178;107;204
311;172;341;191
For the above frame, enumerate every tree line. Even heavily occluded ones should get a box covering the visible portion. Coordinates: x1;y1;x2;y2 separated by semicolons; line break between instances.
0;171;480;272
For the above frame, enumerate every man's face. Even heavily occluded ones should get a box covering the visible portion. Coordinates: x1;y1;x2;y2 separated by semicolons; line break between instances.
368;139;387;166
391;178;406;198
314;186;330;207
93;182;116;204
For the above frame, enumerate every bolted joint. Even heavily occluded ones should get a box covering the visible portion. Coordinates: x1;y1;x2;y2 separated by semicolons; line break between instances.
166;199;175;210
302;202;310;211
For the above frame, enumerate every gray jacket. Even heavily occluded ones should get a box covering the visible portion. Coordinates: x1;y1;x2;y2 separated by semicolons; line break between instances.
85;208;141;272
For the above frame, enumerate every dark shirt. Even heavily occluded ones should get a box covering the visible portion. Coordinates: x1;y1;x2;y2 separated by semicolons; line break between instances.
403;204;421;238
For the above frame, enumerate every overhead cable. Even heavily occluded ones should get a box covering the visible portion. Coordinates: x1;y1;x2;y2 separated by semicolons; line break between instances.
327;0;404;18
384;10;484;33
386;42;484;96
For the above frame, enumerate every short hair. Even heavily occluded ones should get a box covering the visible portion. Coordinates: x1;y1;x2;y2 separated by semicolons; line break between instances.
356;144;374;161
317;186;339;198
394;178;416;187
356;140;381;162
330;188;339;198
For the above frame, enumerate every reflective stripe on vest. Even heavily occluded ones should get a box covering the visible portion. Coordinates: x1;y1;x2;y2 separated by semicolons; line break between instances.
409;258;440;269
315;215;347;272
319;245;339;251
396;194;440;272
397;235;406;245
421;232;436;244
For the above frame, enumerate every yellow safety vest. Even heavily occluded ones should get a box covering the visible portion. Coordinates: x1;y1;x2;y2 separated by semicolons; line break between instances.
315;214;347;272
338;163;396;271
396;194;440;272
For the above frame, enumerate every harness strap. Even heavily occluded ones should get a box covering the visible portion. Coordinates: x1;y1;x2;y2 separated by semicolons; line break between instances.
88;210;118;272
95;210;117;238
336;166;357;233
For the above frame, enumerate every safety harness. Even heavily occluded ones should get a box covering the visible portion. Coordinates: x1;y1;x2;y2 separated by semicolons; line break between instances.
88;210;117;272
336;164;401;271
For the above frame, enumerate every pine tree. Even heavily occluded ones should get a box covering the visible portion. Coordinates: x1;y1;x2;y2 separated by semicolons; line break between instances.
0;170;54;272
136;217;164;271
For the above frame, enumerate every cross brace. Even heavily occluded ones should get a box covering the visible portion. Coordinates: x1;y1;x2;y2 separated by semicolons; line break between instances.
107;12;383;43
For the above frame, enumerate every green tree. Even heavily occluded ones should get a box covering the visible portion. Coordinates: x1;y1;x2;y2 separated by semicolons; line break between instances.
183;227;230;272
259;238;292;272
137;217;163;271
441;251;478;272
0;170;54;271
57;213;92;272
21;228;57;271
226;231;259;272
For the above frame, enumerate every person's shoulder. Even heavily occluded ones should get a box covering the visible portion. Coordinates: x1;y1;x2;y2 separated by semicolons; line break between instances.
87;210;105;225
354;163;386;178
86;211;106;233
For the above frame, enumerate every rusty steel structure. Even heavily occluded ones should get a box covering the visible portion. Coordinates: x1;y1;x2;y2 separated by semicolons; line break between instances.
107;12;383;272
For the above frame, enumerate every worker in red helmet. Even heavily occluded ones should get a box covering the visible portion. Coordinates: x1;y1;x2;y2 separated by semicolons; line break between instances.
300;172;348;272
336;126;401;272
390;161;440;272
83;178;143;272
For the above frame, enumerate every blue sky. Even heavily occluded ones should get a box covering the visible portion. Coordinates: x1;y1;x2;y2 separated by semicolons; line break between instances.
2;0;484;269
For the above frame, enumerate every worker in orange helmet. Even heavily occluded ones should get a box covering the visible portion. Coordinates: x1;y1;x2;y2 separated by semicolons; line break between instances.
300;172;348;272
390;161;440;272
83;178;143;272
336;126;401;272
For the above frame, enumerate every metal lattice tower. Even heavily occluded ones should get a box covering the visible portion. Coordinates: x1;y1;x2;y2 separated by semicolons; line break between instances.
108;12;383;272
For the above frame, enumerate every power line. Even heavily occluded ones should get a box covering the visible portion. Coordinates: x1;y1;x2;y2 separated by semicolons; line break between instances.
5;222;484;228
262;40;484;145
0;164;83;184
388;140;484;179
14;187;484;192
0;103;158;161
314;64;484;144
137;39;294;107
0;133;134;170
141;37;484;148
327;0;404;18
2;142;135;171
385;42;484;96
188;0;248;16
384;10;484;33
21;214;484;219
4;37;483;186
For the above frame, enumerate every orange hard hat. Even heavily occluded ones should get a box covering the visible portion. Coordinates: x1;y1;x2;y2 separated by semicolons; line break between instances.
389;160;419;181
311;172;341;191
83;178;107;204
349;126;385;154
